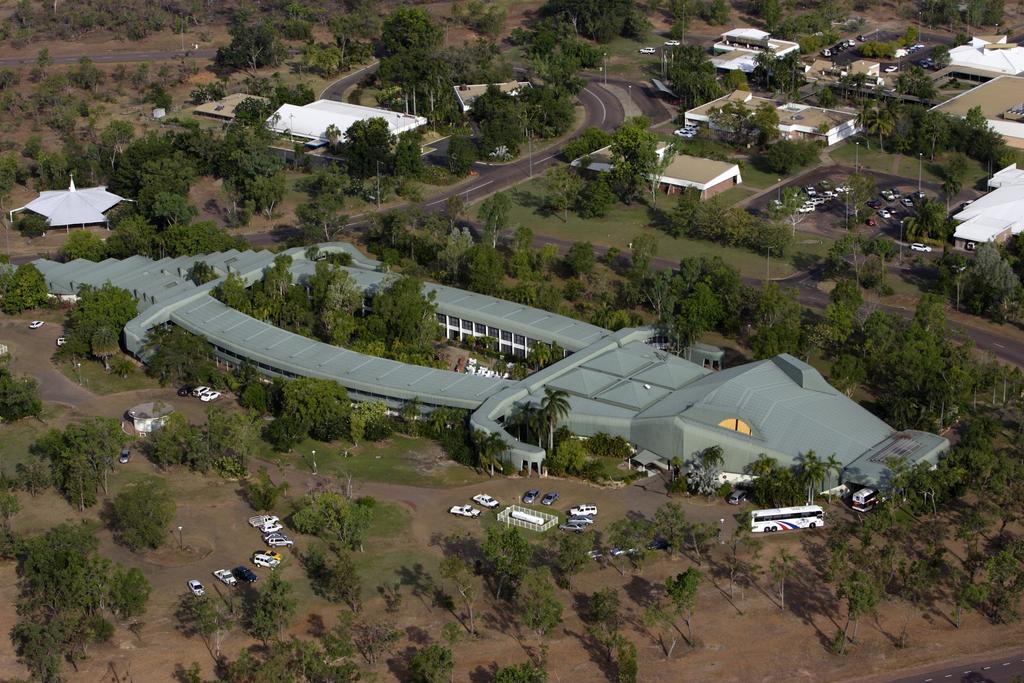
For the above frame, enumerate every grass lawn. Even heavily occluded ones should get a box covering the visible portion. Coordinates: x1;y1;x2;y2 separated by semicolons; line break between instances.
0;405;67;477
261;435;488;488
829;142;988;190
714;185;756;205
56;358;160;395
493;179;829;280
739;162;786;189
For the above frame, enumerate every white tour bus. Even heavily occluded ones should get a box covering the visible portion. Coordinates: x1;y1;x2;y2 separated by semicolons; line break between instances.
750;505;825;533
851;488;878;512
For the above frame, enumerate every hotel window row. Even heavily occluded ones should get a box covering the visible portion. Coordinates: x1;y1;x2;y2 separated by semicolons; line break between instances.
435;313;553;358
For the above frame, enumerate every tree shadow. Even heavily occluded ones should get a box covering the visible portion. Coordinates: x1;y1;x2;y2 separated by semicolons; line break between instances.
622;575;657;606
469;664;499;683
563;628;618;682
306;613;325;638
405;624;431;646
396;563;435;608
385;645;416;681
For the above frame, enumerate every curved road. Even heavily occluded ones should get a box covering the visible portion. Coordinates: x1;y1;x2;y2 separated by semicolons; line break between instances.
886;651;1024;683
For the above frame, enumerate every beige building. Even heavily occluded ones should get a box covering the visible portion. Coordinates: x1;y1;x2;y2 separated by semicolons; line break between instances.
571;144;742;199
193;93;269;121
685;90;859;146
931;75;1024;149
453;81;531;113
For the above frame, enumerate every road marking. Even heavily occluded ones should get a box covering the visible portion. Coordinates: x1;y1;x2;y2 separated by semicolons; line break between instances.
1003;662;1011;666
582;88;607;126
983;666;991;670
994;342;1006;348
423;181;493;207
537;155;555;164
944;675;951;678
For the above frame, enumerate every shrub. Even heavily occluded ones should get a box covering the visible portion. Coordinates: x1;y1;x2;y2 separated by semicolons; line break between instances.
112;477;176;551
762;139;822;174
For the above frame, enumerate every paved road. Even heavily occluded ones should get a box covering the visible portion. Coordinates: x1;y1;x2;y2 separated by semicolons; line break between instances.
887;652;1024;683
0;320;94;406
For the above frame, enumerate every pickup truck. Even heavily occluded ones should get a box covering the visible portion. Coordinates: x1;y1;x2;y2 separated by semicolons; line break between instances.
248;515;279;528
213;569;237;586
449;505;482;518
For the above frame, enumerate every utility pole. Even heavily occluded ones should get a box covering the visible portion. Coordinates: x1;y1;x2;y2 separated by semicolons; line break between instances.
899;219;904;264
918;152;923;195
603;52;607;85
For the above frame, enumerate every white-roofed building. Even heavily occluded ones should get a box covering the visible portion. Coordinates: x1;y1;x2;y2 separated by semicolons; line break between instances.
571;144;742;199
267;100;427;142
453;81;531;113
9;178;124;230
947;36;1024;78
711;28;799;72
951;163;1024;249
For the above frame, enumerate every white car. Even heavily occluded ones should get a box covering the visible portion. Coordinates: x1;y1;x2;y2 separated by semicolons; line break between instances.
472;494;499;509
910;243;932;252
213;569;237;586
664;39;681;47
449;505;482;518
912;43;925;50
260;521;284;534
56;337;66;346
187;579;205;597
639;47;656;54
192;386;210;397
878;209;892;219
570;504;598;517
265;535;294;547
253;552;280;569
28;320;44;329
884;65;898;73
200;390;221;402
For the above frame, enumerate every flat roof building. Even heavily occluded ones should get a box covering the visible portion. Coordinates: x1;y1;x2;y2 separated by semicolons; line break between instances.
686;91;859;146
453;81;531;113
267;99;427;142
571;144;743;199
30;243;947;489
193;93;269;121
931;76;1024;149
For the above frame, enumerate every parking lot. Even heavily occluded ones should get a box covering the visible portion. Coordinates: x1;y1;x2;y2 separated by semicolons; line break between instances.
824;28;952;69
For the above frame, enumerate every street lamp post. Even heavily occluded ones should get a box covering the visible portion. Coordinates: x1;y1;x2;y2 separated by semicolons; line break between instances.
917;153;923;195
719;518;725;544
776;179;781;201
603;52;607;85
177;525;183;551
855;141;860;171
899;218;904;264
311;449;317;475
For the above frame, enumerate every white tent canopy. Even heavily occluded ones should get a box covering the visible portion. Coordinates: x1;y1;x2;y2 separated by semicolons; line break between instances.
10;178;124;228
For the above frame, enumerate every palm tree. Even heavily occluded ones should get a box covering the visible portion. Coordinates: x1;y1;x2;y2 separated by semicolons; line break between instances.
90;325;119;371
750;453;777;478
700;445;725;470
824;453;843;499
474;430;508;477
800;451;826;504
527;344;552;371
540;388;571;454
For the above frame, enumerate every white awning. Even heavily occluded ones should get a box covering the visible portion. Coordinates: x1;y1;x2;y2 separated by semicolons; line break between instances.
11;178;124;227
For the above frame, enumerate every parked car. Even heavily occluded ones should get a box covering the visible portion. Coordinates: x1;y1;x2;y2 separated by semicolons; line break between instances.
610;547;637;557
880;189;895;201
664;39;681;47
891;187;902;198
119;446;130;464
804;186;817;197
818;179;833;191
260;521;284;535
569;504;598;517
866;199;883;209
56;337;66;346
559;520;589;533
884;65;898;73
587;549;603;560
567;515;595;526
187;579;205;597
213;569;237;586
910;243;932;252
522;489;540;504
541;492;559;506
639;47;656;54
249;515;279;528
878;209;892;219
647;537;670;551
265;535;294;548
472;494;499;509
177;385;193;396
232;566;258;583
727;489;749;505
449;505;481;518
253;552;281;569
200;390;221;402
28;320;44;329
865;216;877;227
192;386;210;397
900;196;915;207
